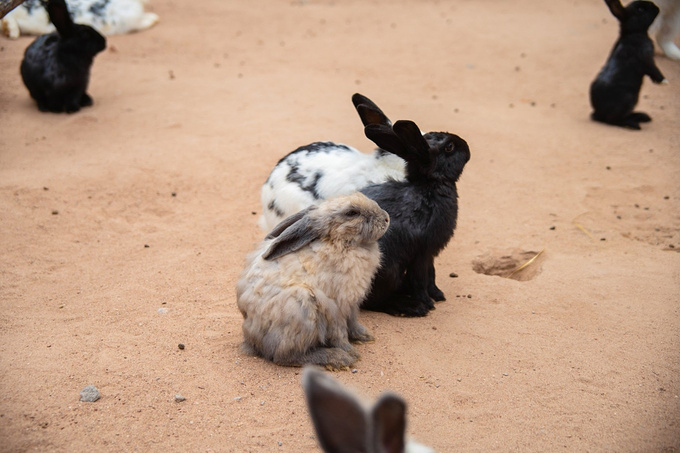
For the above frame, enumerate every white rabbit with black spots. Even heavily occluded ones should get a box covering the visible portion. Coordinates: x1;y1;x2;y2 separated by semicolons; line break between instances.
259;94;405;232
2;0;158;39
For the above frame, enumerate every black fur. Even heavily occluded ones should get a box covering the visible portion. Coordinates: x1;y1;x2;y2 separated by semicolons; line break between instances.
286;167;324;200
20;0;106;113
360;120;470;317
590;0;666;130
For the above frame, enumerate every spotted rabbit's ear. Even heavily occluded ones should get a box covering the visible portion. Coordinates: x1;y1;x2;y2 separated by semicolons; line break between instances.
302;367;369;453
47;0;75;37
352;93;393;127
604;0;626;20
262;207;319;261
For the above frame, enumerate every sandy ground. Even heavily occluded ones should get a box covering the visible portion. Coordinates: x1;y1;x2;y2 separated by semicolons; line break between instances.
1;0;679;451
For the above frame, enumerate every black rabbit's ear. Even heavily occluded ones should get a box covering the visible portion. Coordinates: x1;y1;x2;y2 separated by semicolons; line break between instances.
357;104;392;127
604;0;626;20
364;124;415;162
47;0;75;37
352;93;392;127
263;209;319;260
303;367;369;453
392;120;429;153
371;393;407;453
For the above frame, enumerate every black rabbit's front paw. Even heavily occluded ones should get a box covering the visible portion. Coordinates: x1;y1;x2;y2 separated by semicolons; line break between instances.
384;294;433;317
428;283;446;302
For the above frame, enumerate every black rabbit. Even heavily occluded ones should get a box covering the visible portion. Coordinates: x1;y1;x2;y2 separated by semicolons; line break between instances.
20;0;106;113
590;0;668;130
359;120;470;317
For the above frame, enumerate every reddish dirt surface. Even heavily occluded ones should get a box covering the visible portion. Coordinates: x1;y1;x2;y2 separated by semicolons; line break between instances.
1;0;679;451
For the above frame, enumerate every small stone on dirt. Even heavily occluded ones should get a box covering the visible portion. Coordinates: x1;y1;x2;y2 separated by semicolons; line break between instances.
51;210;59;215
449;272;458;278
174;394;186;403
80;385;100;402
178;343;185;350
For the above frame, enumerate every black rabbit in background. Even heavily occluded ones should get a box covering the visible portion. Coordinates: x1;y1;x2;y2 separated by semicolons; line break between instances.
20;0;106;113
590;0;668;130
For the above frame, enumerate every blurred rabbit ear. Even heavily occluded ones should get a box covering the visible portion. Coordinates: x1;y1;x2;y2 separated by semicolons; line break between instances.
262;209;319;260
352;93;392;127
604;0;626;20
371;393;407;453
47;0;75;37
303;367;369;453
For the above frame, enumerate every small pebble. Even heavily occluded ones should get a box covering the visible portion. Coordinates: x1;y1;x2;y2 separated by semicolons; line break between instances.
233;396;242;401
670;244;675;249
467;294;472;299
606;166;611;170
549;226;556;230
351;369;358;374
171;192;177;197
251;211;257;215
43;187;49;191
80;385;100;402
178;343;185;350
51;210;59;215
449;272;458;278
600;238;606;241
144;244;150;248
503;373;509;376
175;394;186;403
278;442;283;447
260;401;265;406
664;196;669;200
157;307;168;314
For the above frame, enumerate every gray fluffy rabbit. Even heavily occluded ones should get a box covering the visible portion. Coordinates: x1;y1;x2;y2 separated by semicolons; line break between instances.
236;193;390;370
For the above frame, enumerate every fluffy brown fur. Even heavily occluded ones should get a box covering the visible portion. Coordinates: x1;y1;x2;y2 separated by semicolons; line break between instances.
236;193;389;370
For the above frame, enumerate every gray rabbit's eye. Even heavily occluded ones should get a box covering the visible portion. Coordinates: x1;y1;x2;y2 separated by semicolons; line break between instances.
345;209;360;217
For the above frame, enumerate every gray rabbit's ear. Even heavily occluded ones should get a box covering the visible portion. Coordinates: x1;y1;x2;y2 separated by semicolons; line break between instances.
263;209;319;261
265;206;314;240
371;393;407;453
352;93;392;127
604;0;626;20
47;0;75;37
303;367;369;453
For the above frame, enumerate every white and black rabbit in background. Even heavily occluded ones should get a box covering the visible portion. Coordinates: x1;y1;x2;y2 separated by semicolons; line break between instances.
651;0;680;60
260;93;405;232
359;119;470;317
303;367;435;453
590;0;668;130
2;0;158;39
20;0;106;113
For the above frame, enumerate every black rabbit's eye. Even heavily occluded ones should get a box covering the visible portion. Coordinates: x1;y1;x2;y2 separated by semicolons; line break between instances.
445;142;455;153
345;209;360;217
